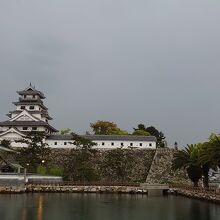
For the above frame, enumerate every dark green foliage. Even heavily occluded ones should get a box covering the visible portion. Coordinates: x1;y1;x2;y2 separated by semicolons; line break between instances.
15;132;51;172
48;166;64;176
172;144;202;187
186;166;203;187
0;140;11;149
64;133;99;181
205;134;220;168
132;130;151;136
133;124;166;147
60;128;71;135
37;165;47;175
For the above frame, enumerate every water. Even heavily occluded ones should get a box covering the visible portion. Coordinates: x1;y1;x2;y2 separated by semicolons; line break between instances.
0;193;219;220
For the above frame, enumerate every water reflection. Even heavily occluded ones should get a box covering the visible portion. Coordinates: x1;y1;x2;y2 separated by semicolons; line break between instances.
37;195;44;220
21;207;27;220
0;194;219;220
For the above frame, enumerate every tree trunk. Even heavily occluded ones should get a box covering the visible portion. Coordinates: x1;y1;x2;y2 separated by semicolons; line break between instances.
193;181;199;187
202;164;209;189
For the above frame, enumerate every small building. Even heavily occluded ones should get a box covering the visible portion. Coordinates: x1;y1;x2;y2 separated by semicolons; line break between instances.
47;134;157;149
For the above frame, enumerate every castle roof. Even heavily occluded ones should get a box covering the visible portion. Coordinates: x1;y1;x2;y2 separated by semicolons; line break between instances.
47;134;157;142
0;121;58;132
17;84;45;99
7;110;53;120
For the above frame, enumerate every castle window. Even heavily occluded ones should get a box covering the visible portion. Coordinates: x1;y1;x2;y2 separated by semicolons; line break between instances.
32;127;37;131
121;143;124;147
21;106;25;110
29;106;35;110
130;143;133;147
64;142;67;145
139;143;142;147
149;143;152;147
23;127;28;131
111;142;114;146
24;95;27;98
54;142;57;145
33;95;36;98
102;142;105;146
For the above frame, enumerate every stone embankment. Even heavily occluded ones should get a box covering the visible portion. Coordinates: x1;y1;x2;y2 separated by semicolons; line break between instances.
146;148;188;184
171;188;220;204
0;185;147;194
26;185;147;194
0;186;26;193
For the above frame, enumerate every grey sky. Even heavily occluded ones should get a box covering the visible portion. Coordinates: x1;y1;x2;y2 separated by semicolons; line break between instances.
0;0;220;147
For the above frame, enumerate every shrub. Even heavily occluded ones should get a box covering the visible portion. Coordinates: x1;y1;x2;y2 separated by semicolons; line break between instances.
48;166;64;176
37;165;47;175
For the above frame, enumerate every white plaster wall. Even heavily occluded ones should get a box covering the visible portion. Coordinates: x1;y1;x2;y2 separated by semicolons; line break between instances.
46;139;156;149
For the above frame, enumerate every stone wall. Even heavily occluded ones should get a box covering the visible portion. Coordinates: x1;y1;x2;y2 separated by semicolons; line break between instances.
49;149;156;183
146;148;188;184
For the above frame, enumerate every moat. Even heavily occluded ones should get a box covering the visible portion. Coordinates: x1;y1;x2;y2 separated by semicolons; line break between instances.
0;193;219;220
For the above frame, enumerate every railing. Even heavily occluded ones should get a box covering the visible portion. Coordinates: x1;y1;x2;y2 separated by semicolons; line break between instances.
27;181;140;187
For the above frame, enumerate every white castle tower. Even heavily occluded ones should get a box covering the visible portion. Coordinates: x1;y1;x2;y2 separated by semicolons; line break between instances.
0;84;57;145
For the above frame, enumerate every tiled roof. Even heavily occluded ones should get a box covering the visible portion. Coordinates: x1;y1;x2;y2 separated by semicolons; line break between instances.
47;134;157;142
17;85;45;99
7;110;53;120
0;121;58;132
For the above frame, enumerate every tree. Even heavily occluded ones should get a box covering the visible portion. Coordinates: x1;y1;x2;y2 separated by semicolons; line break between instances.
133;124;166;147
110;129;129;135
133;124;147;131
145;126;166;147
60;128;71;135
0;140;11;149
172;144;202;187
15;132;51;172
65;133;98;181
206;134;220;168
132;130;151;136
197;142;214;188
90;120;128;135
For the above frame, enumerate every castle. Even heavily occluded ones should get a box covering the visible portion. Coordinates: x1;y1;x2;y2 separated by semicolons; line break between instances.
0;84;156;149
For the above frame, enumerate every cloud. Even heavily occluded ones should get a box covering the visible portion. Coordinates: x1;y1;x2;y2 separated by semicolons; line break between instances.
0;0;220;146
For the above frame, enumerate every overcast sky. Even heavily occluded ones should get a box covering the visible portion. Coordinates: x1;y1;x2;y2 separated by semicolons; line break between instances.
0;0;220;147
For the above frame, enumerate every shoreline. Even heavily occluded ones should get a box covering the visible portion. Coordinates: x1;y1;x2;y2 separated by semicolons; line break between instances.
1;185;220;205
171;188;220;204
0;185;148;194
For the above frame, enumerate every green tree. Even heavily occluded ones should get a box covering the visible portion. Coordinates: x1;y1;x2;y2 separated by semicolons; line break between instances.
110;129;129;135
90;120;128;135
206;134;220;168
197;142;214;188
65;133;98;181
15;132;51;172
133;124;166;147
172;144;202;187
132;130;151;136
0;140;11;149
60;128;71;135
